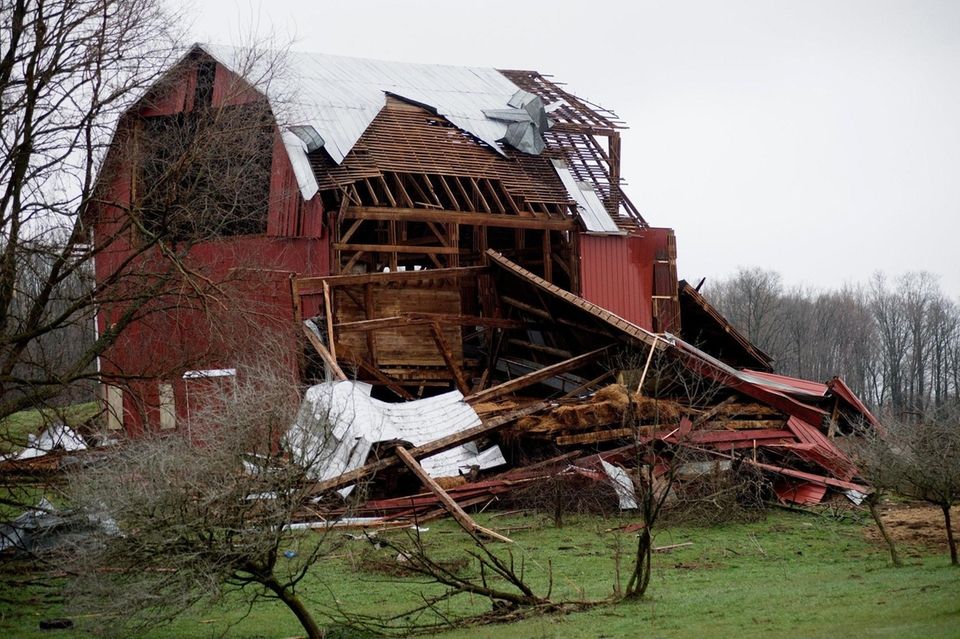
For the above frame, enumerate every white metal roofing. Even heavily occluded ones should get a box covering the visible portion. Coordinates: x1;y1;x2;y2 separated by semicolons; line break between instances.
284;381;505;496
551;159;625;235
196;44;609;215
200;44;524;166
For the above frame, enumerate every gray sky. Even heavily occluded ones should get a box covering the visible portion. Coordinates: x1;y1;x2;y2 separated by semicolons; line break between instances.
187;0;960;297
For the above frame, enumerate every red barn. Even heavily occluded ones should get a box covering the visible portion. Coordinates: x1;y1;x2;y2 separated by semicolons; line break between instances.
91;44;763;433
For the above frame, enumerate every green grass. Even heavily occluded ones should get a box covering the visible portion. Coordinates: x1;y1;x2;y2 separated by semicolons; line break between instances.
0;402;100;454
1;510;957;638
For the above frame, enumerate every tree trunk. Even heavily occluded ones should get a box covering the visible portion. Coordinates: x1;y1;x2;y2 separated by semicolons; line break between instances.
263;575;324;639
941;504;958;566
867;494;902;567
623;528;652;600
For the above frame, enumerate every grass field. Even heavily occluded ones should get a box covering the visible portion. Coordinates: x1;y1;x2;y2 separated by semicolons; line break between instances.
1;508;957;638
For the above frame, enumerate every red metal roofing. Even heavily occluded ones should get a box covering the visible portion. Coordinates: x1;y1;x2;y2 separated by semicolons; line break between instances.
741;370;829;397
784;416;858;480
827;377;882;430
773;480;828;506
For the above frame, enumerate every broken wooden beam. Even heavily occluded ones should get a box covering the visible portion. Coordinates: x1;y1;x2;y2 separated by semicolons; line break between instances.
302;323;347;381
430;322;470;395
336;343;414;400
466;346;611;405
395;446;512;543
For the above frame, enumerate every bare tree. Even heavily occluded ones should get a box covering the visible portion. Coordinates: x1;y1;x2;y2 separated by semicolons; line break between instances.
63;338;343;638
615;349;722;600
0;1;291;435
855;409;960;565
0;0;179;420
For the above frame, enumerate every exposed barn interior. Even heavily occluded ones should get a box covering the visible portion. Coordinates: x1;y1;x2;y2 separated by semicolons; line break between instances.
82;43;880;523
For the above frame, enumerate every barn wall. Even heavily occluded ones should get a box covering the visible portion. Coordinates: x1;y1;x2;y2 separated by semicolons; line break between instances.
578;227;679;332
92;56;330;435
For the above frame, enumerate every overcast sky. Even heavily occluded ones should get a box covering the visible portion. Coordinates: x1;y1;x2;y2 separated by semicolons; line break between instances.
185;0;960;297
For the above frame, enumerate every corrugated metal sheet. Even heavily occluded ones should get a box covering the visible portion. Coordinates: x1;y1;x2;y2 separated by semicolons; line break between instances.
200;44;524;165
285;381;505;495
579;235;651;329
742;371;829;398
551;160;624;234
773;480;827;506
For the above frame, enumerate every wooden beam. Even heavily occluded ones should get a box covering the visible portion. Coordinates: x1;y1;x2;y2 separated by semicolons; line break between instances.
333;243;462;255
394;446;512;543
296;266;486;292
340;219;364;244
336;343;414;400
323;282;337;361
342;206;575;231
556;428;633;446
466;346;611;405
505;338;572;360
500;295;551;320
302;323;347;381
430;322;470;394
335;314;522;333
306;402;549;496
558;369;615;401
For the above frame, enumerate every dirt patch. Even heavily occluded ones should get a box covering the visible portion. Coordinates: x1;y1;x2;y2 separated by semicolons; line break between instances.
865;500;958;553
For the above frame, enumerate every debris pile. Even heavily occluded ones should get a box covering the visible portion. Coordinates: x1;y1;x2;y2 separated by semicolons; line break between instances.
285;252;878;532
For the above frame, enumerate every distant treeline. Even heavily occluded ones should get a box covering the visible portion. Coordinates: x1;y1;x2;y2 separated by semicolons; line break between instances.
703;269;959;414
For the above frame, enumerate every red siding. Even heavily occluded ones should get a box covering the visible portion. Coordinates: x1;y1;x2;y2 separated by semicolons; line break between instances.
93;57;330;435
579;228;677;331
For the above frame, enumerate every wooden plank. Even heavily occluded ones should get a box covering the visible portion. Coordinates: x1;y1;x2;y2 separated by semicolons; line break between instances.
556;428;634;446
323;282;337;361
336;343;414;400
430;322;469;394
306;402;549;496
333;243;462;255
343;206;575;230
302;323;346;381
466;346;611;405
335;314;522;333
296;266;486;291
394;446;512;543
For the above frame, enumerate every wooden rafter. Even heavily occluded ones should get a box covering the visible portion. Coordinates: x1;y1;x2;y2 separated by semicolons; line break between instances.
342;206;575;230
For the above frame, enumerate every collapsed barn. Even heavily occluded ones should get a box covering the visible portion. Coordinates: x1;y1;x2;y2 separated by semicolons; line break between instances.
83;44;878;527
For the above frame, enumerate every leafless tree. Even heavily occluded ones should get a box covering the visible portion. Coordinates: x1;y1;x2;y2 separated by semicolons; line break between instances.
0;1;290;434
614;348;723;600
62;340;343;638
853;409;960;565
706;267;960;416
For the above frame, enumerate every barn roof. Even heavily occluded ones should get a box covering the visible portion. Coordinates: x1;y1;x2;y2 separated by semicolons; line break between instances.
200;44;539;164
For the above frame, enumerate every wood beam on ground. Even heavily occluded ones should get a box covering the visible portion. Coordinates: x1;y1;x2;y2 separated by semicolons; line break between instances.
394;446;512;543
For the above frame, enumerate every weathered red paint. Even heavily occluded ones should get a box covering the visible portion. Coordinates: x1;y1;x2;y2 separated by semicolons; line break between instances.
578;227;677;332
92;56;329;434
